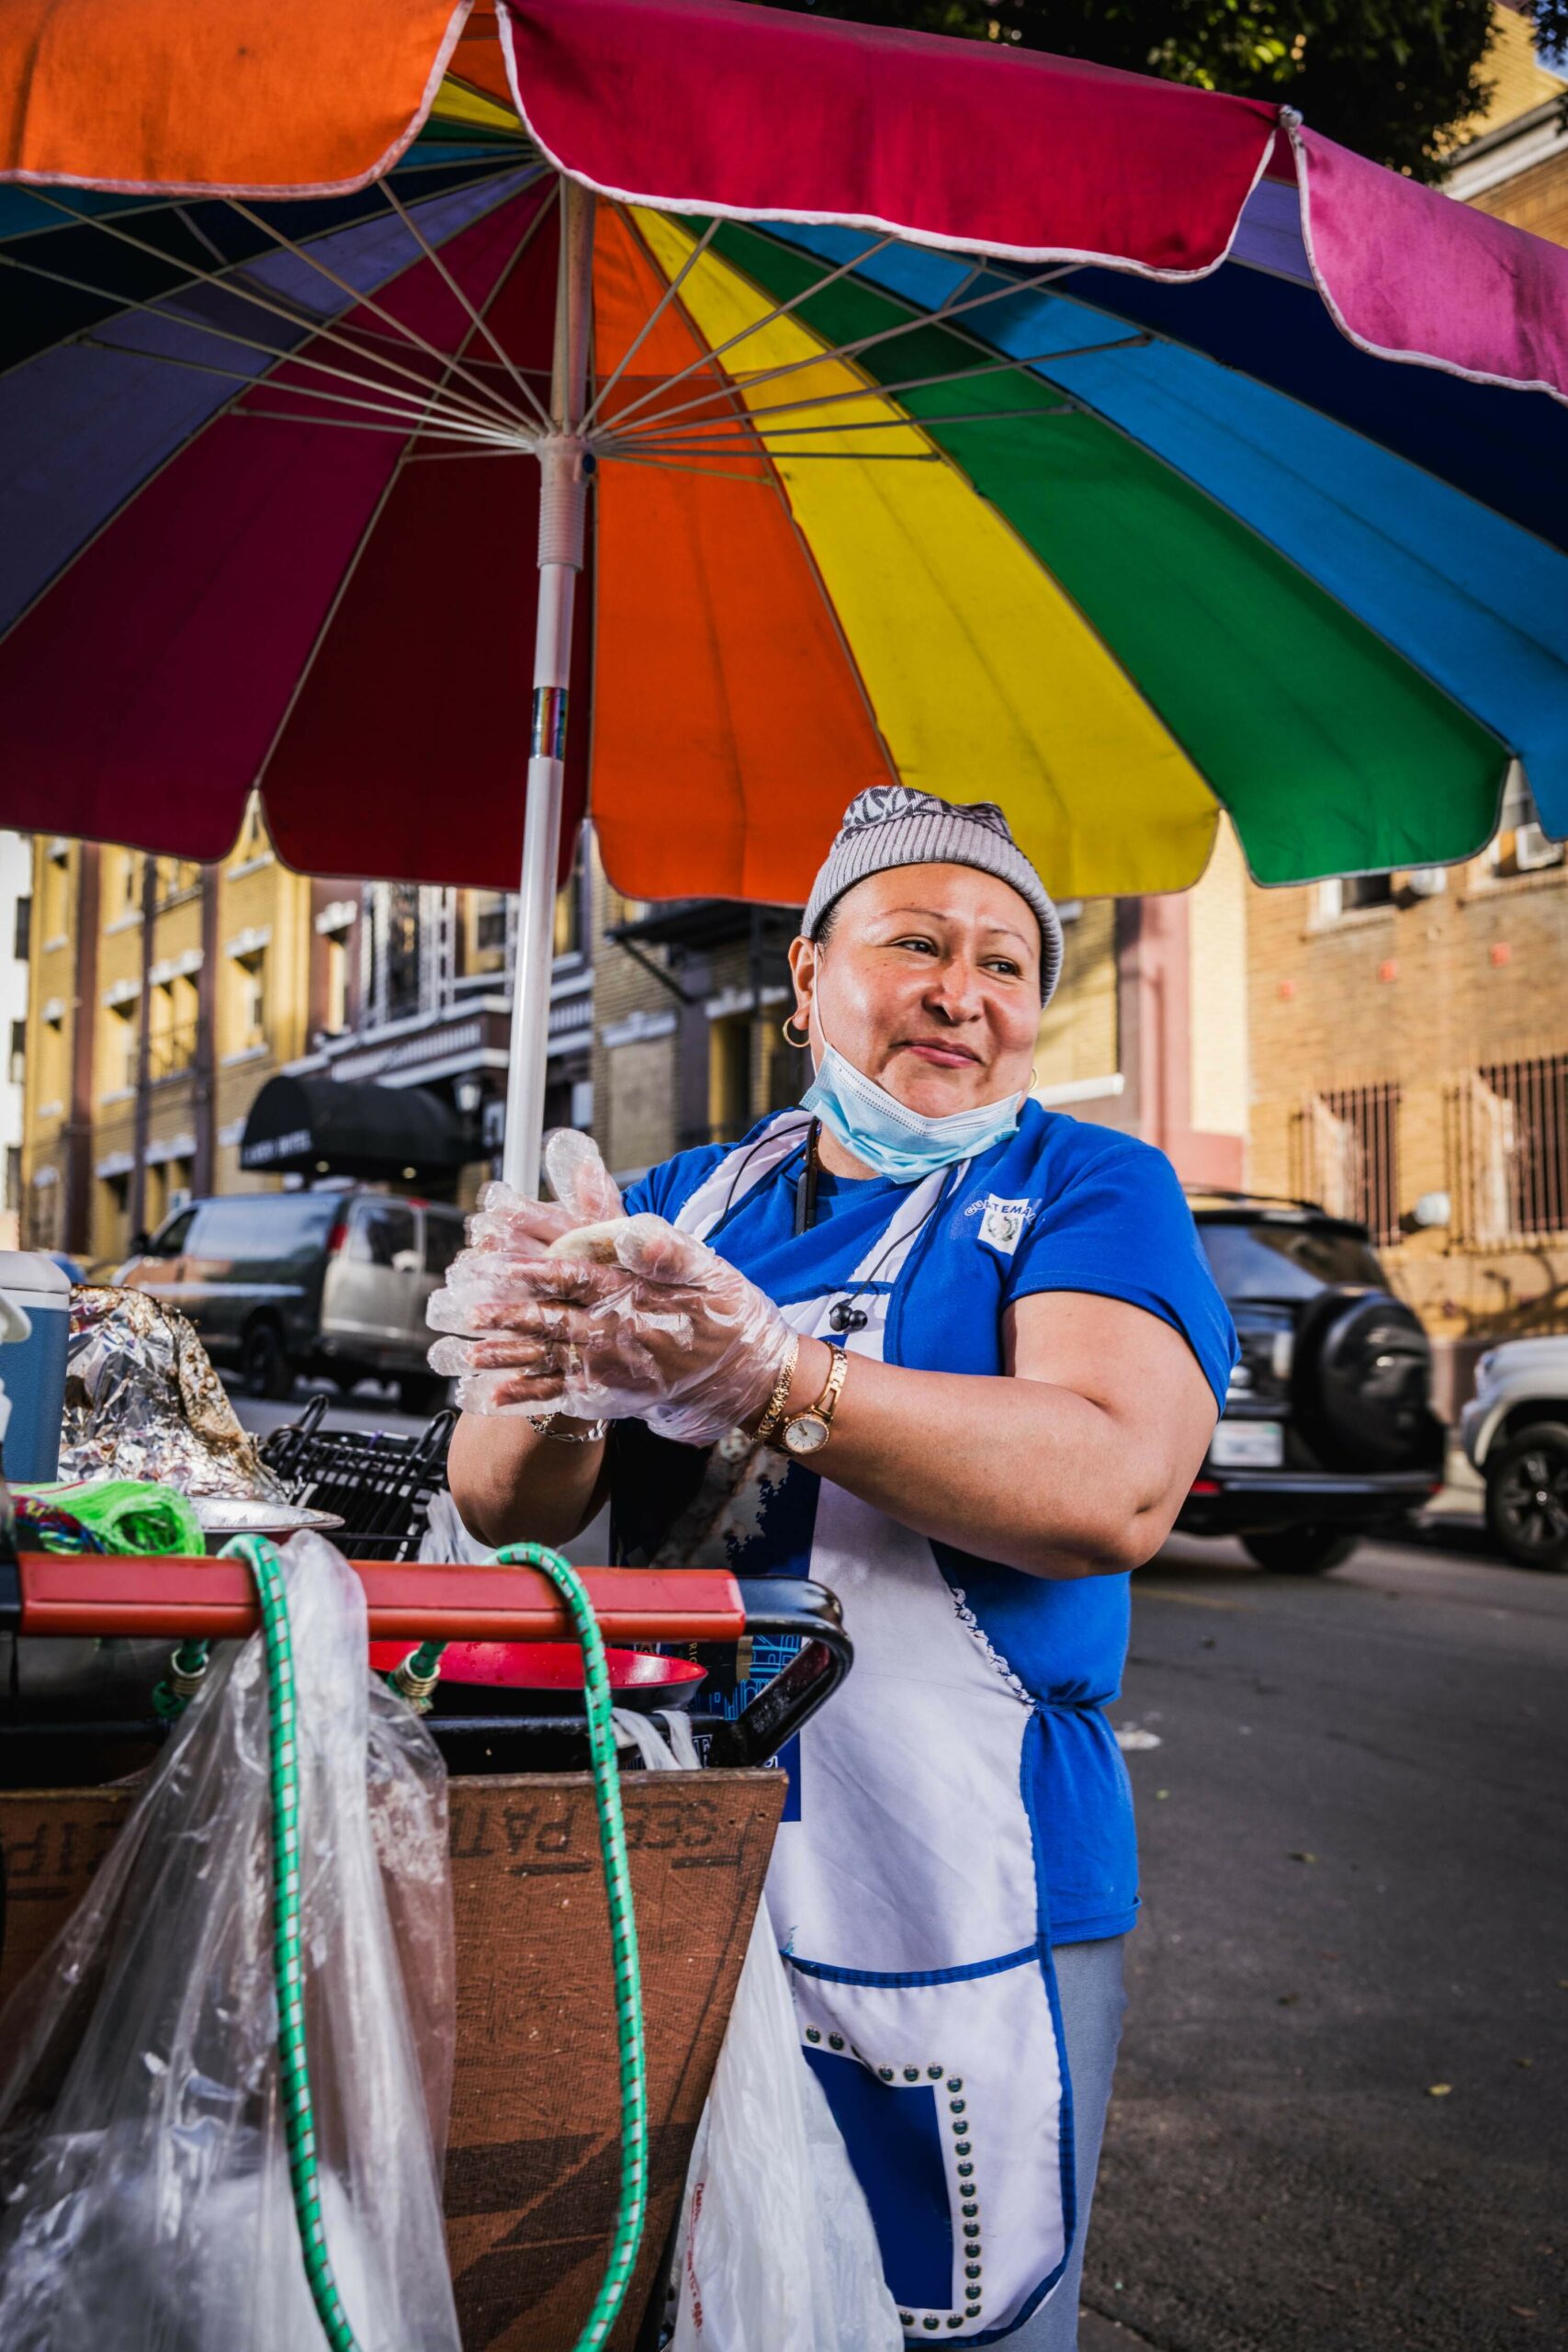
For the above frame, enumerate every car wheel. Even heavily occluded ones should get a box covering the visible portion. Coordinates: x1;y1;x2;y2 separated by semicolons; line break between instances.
1483;1421;1568;1570
1241;1526;1359;1575
241;1318;295;1401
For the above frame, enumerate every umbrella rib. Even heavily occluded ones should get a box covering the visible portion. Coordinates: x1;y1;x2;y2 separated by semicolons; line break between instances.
74;332;525;442
226;195;541;433
0;246;525;438
602;217;901;436
381;176;554;431
618;334;1142;439
13;184;529;433
599;449;778;484
230;406;519;443
577;215;722;433
607;444;940;462
595;254;1083;440
607;403;1075;449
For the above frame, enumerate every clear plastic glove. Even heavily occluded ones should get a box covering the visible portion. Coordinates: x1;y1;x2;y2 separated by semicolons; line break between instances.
463;1128;626;1257
427;1212;794;1447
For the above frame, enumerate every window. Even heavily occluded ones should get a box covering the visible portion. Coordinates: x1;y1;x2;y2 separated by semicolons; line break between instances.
323;933;348;1033
422;1210;465;1277
108;1000;140;1091
13;897;29;961
383;884;422;1019
1490;766;1563;878
1319;873;1394;920
189;1193;337;1261
346;1198;417;1266
475;896;509;967
230;949;266;1048
1295;1082;1401;1242
8;1020;24;1088
120;850;142;912
1458;1056;1568;1239
1198;1219;1388;1302
146;1205;197;1258
708;1012;751;1140
5;1148;19;1215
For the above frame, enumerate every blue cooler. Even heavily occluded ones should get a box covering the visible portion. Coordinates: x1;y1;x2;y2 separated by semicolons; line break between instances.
0;1251;73;1482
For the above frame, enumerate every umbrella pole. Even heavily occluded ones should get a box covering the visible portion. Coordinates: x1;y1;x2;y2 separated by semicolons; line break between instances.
502;176;597;1197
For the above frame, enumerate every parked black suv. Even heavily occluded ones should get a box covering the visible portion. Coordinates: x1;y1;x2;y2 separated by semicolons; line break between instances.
1178;1193;1446;1572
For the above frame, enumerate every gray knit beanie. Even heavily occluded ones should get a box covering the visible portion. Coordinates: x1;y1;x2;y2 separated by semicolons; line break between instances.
804;786;1064;1005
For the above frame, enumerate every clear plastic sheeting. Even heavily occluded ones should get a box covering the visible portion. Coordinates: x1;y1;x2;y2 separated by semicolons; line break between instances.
59;1284;287;1499
0;1532;459;2352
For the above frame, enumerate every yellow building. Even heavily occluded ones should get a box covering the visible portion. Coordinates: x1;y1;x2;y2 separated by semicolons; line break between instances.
21;805;343;1265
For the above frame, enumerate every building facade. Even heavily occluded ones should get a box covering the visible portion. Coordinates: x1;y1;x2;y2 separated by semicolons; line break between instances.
20;811;338;1264
288;844;594;1201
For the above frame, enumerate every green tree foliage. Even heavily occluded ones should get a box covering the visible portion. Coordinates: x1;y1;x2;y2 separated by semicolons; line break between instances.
762;1;1560;181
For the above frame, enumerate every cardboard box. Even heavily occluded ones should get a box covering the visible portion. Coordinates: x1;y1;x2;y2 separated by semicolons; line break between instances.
0;1769;785;2348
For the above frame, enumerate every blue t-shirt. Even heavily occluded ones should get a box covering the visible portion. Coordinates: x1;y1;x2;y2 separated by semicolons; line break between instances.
618;1102;1236;1942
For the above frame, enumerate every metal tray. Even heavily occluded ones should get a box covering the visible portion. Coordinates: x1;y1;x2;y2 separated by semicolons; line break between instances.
191;1497;346;1541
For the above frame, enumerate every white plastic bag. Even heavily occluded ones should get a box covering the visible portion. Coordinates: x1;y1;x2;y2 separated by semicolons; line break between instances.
0;1532;460;2352
671;1907;905;2352
612;1709;899;2349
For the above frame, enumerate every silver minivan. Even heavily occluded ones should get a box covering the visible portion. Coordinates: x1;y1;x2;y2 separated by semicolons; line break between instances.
120;1188;464;1407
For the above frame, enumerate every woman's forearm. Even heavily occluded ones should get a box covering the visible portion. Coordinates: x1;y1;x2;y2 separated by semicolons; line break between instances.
775;1336;1197;1579
446;1409;607;1551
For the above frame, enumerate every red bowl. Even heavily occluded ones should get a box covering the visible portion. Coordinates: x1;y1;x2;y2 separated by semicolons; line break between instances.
368;1640;706;1715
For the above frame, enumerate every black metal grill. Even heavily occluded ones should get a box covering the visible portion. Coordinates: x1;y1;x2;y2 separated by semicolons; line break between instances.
258;1395;456;1560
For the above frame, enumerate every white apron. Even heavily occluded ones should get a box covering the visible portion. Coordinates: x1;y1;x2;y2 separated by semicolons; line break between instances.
661;1117;1076;2344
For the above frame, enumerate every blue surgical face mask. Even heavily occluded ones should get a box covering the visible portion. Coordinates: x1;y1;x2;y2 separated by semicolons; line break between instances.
801;1030;1022;1183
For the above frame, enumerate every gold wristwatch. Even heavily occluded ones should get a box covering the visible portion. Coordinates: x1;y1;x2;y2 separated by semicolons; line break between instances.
777;1344;850;1458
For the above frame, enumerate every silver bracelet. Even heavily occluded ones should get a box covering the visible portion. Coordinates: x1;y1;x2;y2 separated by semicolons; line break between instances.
527;1411;609;1444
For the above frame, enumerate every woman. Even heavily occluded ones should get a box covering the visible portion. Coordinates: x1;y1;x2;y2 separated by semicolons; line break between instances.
445;786;1235;2347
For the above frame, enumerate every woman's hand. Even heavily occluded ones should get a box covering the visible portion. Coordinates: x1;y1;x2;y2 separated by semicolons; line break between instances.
462;1127;627;1258
429;1210;794;1447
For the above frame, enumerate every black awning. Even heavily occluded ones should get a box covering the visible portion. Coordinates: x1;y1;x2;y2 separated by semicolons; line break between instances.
240;1074;468;1181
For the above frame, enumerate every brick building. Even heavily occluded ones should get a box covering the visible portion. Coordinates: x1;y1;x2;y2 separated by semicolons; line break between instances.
1244;5;1568;1410
23;815;333;1263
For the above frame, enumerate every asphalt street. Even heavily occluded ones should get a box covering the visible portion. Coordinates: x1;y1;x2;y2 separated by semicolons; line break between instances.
232;1388;1563;2351
1088;1532;1566;2352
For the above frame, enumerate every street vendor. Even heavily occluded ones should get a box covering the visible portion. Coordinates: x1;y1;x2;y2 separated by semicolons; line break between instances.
446;786;1236;2348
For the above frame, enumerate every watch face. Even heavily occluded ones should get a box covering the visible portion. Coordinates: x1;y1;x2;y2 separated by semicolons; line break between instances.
784;1411;829;1456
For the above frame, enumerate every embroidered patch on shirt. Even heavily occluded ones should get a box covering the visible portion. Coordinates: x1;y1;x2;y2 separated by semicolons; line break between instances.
976;1195;1033;1256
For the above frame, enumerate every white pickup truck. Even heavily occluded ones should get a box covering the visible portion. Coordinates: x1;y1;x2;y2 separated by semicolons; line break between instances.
1461;1337;1568;1570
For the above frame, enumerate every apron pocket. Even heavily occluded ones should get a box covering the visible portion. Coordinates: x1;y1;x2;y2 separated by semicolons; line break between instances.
787;1948;1075;2341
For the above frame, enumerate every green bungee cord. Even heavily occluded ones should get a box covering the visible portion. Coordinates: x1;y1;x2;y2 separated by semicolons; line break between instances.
223;1532;364;2352
205;1534;649;2352
391;1544;651;2352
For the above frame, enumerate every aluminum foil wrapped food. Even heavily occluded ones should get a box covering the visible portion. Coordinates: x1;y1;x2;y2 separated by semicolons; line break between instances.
58;1287;286;1499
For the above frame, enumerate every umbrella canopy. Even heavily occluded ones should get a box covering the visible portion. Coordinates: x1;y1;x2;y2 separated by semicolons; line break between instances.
4;0;1567;900
4;0;1567;1185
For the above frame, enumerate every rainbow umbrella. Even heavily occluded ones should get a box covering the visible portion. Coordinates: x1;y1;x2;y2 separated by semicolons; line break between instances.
3;0;1566;1187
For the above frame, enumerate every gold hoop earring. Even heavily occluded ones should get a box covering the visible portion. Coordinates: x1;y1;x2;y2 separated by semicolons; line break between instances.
782;1012;811;1047
1029;1066;1039;1090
